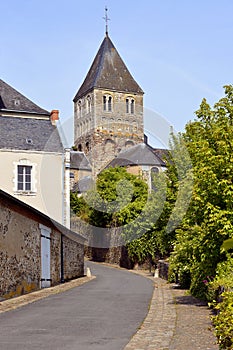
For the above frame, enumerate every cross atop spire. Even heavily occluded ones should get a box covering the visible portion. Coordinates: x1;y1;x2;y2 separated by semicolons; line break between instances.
103;6;110;36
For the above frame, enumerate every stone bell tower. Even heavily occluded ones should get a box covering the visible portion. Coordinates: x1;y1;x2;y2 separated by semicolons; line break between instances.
73;22;144;175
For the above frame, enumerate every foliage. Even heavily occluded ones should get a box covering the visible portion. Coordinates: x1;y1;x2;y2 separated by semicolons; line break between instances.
169;85;233;299
210;255;233;293
212;291;233;350
221;238;233;252
208;255;233;349
85;166;149;228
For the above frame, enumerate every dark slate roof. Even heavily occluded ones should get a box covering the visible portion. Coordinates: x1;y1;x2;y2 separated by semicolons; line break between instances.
0;116;63;152
0;79;50;115
72;176;94;193
0;189;86;243
153;148;170;162
70;151;92;170
74;34;143;101
106;143;166;168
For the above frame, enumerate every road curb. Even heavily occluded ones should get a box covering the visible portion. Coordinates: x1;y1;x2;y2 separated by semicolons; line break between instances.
0;275;96;314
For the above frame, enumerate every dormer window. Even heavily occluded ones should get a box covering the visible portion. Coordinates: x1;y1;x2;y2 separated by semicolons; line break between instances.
103;95;112;112
126;98;135;114
14;98;20;107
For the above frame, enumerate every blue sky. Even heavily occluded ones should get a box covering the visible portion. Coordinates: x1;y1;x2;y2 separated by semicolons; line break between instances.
1;0;233;147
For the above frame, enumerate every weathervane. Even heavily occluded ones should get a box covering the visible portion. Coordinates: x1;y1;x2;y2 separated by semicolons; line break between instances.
103;6;110;35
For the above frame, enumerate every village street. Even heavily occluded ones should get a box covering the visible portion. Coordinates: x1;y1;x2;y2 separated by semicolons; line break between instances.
0;262;154;350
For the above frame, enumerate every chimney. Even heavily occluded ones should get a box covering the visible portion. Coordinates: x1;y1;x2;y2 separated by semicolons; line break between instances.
50;110;59;125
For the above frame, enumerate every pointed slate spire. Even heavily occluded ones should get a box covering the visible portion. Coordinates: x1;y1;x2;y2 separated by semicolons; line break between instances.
73;35;143;101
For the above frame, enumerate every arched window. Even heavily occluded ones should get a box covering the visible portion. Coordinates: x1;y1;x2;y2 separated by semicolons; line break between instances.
86;95;91;113
103;95;112;112
78;144;82;152
108;96;112;111
126;98;129;113
131;99;135;114
78;100;82;118
125;140;134;148
126;98;135;114
103;96;107;111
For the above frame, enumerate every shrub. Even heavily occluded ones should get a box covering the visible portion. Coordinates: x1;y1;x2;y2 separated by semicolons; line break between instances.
209;256;233;349
212;291;233;350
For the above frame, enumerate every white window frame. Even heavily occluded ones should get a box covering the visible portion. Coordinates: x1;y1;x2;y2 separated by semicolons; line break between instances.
13;159;37;195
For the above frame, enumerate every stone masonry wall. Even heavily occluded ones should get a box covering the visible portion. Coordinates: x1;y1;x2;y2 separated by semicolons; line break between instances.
74;89;144;175
50;230;61;285
0;202;41;299
63;235;84;280
71;216;133;268
0;199;84;299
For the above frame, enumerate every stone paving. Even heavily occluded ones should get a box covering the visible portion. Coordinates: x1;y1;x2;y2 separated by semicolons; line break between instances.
124;270;219;350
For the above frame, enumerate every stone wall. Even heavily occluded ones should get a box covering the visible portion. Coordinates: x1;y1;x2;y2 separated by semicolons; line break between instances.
0;203;41;299
50;230;61;285
0;194;85;299
63;234;84;280
71;216;133;269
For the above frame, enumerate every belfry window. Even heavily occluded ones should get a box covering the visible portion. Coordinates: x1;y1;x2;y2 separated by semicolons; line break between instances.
108;96;112;111
126;98;135;114
103;95;112;112
131;99;135;114
78;100;82;118
86;95;91;113
126;98;129;113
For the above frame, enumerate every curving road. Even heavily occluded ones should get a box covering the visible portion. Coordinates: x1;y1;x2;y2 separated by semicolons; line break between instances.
0;262;154;350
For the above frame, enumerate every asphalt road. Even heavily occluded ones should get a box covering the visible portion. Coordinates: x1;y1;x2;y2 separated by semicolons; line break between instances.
0;262;154;350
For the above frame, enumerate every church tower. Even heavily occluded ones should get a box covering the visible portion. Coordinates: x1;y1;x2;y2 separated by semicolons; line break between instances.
73;24;144;175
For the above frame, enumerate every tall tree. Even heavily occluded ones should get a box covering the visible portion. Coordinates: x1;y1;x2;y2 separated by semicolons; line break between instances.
169;85;233;298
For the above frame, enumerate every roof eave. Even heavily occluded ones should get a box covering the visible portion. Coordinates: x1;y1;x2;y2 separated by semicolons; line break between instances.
0;108;50;117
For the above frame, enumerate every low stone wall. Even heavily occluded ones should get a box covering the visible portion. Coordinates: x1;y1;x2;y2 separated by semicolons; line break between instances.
71;216;133;269
63;235;84;280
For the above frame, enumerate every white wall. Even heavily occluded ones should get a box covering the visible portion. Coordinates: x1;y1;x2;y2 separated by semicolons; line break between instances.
0;150;64;224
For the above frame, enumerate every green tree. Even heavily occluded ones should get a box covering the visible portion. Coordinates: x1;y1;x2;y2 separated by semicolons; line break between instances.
169;85;233;299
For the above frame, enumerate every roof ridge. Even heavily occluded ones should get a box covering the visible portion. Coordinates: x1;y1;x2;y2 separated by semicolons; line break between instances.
0;79;50;115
